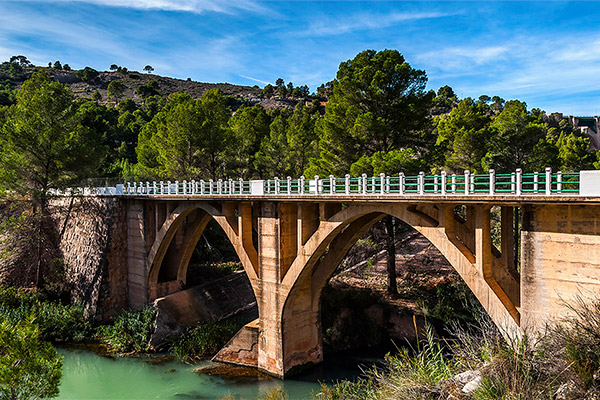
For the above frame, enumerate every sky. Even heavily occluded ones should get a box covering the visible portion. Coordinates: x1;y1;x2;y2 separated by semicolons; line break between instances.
1;1;600;115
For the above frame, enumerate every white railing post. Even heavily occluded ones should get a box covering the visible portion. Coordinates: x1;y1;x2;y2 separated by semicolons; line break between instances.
380;173;385;194
441;171;447;195
470;174;474;193
489;169;495;195
183;180;187;195
174;180;179;194
133;182;138;194
228;179;232;194
511;173;516;193
386;175;390;194
314;175;320;194
274;177;280;194
209;179;213;194
239;178;244;194
330;175;335;194
545;167;552;195
127;182;131;195
190;180;195;194
464;170;470;195
287;176;292;194
362;174;367;194
153;181;157;195
345;174;350;195
200;180;205;194
217;179;222;194
516;168;522;196
145;181;150;195
434;175;439;193
451;174;456;193
533;172;539;193
159;181;164;195
557;171;562;193
399;173;405;195
418;172;425;195
299;176;305;194
166;181;171;195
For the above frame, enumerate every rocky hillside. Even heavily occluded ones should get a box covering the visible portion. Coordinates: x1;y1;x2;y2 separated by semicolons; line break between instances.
5;66;302;110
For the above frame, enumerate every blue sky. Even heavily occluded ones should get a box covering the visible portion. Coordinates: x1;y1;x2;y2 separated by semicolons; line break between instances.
1;1;600;115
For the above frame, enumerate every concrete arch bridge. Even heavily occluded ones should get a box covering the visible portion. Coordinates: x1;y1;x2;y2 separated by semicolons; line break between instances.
101;169;600;378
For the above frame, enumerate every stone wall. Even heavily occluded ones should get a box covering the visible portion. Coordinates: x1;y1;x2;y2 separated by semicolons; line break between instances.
51;197;128;321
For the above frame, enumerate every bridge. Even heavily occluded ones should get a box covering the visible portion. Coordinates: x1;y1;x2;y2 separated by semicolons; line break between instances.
82;169;600;377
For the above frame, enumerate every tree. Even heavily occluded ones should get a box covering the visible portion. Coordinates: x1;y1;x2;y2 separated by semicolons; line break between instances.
308;49;432;295
62;64;71;71
229;104;271;178
436;98;492;173
135;80;160;99
136;90;232;180
0;70;106;286
0;318;63;399
262;84;274;99
143;65;154;74
53;61;62;70
91;90;102;102
75;67;99;83
107;79;125;103
9;55;31;67
0;70;106;204
110;64;118;71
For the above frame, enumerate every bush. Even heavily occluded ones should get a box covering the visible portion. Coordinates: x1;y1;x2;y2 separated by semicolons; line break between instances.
75;66;99;82
99;307;156;353
0;317;63;399
0;286;91;342
170;319;243;362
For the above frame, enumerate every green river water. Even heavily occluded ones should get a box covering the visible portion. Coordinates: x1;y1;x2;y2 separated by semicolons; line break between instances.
56;347;377;400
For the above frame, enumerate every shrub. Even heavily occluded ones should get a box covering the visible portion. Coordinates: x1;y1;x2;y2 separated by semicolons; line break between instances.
0;286;91;342
99;307;156;353
0;317;63;399
75;66;99;82
170;319;243;362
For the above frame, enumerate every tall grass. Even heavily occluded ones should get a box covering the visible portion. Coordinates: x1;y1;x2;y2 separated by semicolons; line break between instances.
98;307;156;353
170;319;243;362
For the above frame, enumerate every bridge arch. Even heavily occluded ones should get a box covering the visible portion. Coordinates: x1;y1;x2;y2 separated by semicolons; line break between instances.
278;202;521;372
147;202;258;301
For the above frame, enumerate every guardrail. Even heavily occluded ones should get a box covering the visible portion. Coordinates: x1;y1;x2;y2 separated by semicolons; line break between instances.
84;168;592;197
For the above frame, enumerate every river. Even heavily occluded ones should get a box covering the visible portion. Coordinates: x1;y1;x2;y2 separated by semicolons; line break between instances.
56;346;381;400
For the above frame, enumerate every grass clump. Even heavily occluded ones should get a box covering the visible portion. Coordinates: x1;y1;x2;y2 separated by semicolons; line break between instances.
170;319;243;362
318;296;600;400
98;307;156;353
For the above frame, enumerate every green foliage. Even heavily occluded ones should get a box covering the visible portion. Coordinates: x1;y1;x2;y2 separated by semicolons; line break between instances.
135;80;160;99
0;83;17;106
0;70;107;203
310;49;432;176
136;90;232;180
0;317;63;400
229;104;271;178
75;66;99;82
99;307;156;353
435;98;492;173
258;387;288;400
0;286;92;343
170;319;243;362
107;79;126;103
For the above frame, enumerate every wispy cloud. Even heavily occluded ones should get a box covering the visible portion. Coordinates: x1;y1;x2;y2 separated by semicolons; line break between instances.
12;0;268;14
417;45;510;71
238;74;271;85
305;11;458;36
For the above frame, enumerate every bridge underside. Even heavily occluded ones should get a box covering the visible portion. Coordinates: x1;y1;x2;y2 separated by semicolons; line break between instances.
124;198;600;378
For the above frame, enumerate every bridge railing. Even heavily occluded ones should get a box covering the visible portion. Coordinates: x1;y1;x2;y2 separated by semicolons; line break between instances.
102;168;591;197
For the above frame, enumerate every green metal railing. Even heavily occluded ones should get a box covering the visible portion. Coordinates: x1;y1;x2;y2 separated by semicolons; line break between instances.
115;168;581;196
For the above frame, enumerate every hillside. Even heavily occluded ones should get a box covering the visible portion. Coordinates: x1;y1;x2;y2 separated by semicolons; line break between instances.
3;66;302;110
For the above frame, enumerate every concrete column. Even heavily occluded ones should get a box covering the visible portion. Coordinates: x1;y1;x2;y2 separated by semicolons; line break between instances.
127;200;148;309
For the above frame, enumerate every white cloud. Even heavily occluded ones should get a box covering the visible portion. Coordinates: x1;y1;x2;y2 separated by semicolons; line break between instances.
305;11;458;36
14;0;268;14
416;45;510;71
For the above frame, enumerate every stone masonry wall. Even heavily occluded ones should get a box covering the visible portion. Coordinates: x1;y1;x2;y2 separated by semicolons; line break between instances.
51;197;128;321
